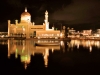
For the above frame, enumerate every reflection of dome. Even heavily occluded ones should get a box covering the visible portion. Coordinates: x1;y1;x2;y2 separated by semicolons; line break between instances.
21;7;31;17
21;55;30;64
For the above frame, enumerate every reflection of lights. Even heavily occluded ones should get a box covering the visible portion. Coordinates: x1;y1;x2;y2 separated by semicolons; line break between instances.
44;50;49;67
15;53;18;58
52;48;54;53
77;44;79;49
22;46;25;52
8;40;10;58
89;46;92;52
15;49;18;58
69;40;100;50
33;52;34;56
60;41;65;52
20;55;30;69
7;40;61;69
24;63;27;69
8;53;10;58
45;48;49;51
21;55;30;62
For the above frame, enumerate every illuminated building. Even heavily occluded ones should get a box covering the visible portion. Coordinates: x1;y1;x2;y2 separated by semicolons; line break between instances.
8;7;64;39
81;30;92;36
7;40;63;69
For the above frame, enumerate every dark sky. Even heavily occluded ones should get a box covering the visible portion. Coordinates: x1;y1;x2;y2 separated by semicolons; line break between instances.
0;0;100;31
0;0;71;22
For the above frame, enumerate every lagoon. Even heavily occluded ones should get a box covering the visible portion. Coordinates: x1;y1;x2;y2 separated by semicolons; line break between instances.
0;39;100;75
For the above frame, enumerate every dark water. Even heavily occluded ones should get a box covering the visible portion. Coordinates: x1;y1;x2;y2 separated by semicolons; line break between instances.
0;40;100;75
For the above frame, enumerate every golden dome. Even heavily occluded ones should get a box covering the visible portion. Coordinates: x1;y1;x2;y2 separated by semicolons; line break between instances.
21;12;31;16
21;7;31;17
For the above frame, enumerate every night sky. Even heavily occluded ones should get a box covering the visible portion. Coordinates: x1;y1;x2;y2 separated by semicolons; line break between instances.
0;0;100;31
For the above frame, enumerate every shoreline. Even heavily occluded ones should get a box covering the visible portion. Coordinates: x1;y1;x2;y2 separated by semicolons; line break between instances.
1;37;100;41
70;38;100;41
0;37;71;41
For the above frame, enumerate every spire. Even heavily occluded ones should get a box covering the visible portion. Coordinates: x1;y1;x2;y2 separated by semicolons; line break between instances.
45;10;48;14
46;10;48;12
25;7;27;12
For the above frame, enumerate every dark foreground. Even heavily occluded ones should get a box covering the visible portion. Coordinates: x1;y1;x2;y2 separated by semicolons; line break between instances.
0;41;100;75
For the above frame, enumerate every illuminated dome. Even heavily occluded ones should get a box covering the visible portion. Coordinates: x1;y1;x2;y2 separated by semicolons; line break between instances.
21;8;31;17
21;7;31;22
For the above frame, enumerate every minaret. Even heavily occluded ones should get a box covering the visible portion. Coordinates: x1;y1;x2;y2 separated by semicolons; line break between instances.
44;10;49;30
8;20;10;37
45;10;48;21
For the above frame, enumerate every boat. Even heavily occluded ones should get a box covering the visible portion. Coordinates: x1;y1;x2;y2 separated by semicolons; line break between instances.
35;42;60;46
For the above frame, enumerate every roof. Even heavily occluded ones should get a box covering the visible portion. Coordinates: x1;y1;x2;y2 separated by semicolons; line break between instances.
21;7;31;17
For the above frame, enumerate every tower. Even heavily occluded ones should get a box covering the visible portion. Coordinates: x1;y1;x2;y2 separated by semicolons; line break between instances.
8;20;10;37
44;10;49;30
45;10;48;21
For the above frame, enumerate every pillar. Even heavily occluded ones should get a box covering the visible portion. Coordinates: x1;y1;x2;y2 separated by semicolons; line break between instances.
15;20;18;25
26;23;30;38
8;20;11;37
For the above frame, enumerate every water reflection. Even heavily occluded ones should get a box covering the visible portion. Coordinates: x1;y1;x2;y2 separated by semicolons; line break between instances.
7;40;65;69
1;39;100;69
68;40;100;52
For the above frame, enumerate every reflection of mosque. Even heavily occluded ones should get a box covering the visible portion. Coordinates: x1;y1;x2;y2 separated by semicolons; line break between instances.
67;40;100;52
7;40;65;69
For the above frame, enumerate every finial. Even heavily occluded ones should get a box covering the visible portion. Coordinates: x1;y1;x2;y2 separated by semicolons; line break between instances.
25;7;27;12
45;10;48;14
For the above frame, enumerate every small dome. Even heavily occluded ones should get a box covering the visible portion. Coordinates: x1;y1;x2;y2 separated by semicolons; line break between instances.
21;7;31;17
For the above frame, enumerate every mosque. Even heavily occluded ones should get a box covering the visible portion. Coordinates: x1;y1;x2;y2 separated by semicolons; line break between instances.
8;8;65;39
